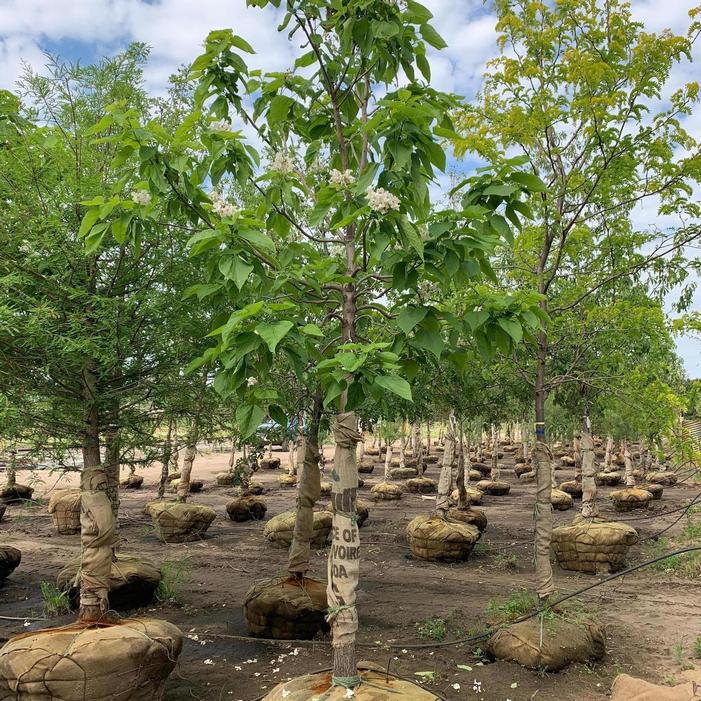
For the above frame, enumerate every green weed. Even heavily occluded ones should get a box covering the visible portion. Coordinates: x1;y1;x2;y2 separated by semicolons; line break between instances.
156;558;191;603
40;581;70;617
485;590;537;624
693;636;701;659
415;617;447;641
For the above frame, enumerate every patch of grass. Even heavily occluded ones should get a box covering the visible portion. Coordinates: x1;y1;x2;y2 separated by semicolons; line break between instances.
156;558;191;603
40;581;70;617
492;552;518;569
646;538;701;579
415;617;447;641
671;640;685;665
485;590;537;624
663;673;679;686
693;636;701;659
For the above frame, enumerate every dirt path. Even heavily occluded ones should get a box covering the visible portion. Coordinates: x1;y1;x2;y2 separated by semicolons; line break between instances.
1;447;700;700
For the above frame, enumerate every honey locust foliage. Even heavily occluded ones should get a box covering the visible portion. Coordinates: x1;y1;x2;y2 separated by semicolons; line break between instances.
81;0;543;440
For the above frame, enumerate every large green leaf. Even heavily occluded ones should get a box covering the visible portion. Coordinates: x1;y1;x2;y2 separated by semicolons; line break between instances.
255;320;294;352
412;328;444;358
374;374;412;402
236;403;266;439
497;317;523;344
396;306;428;335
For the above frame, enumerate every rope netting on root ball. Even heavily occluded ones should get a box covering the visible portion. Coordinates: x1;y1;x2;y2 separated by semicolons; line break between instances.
0;618;183;701
262;664;441;700
486;616;606;672
263;511;332;548
447;507;488;532
475;479;511;496
609;487;653;512
243;576;329;640
0;484;33;504
370;482;402;501
406;515;480;562
552;517;639;574
57;554;161;612
147;501;216;543
406;477;437;494
450;487;483;505
47;489;82;535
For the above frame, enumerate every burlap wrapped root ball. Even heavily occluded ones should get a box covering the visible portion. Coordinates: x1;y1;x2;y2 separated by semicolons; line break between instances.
559;480;583;499
244;576;329;639
486;617;605;672
450;487;483;505
226;495;267;523
0;618;182;701
647;471;678;486
389;466;418;480
319;481;332;496
47;489;81;535
169;478;203;493
551;488;574;511
609;487;653;512
610;669;701;701
471;462;491;476
476;479;511;496
0;504;5;522
245;481;265;495
0;547;21;581
358;460;375;474
641;482;664;500
215;472;235;486
263;665;441;700
120;474;143;489
514;463;532;478
407;515;480;562
0;484;33;504
560;455;576;467
326;499;370;528
278;474;297;488
595;471;623;486
57;554;161;611
149;501;216;543
371;481;403;501
552;518;639;574
261;457;281;470
448;507;488;532
165;471;180;483
263;511;332;548
406;477;437;494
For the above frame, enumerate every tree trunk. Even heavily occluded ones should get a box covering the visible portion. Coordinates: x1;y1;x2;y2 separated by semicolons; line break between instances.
623;440;635;487
228;436;237;469
384;440;393;480
398;435;406;469
573;434;582;483
534;332;555;600
490;423;499;481
456;423;470;508
159;420;174;499
436;412;456;516
78;360;115;623
288;391;323;576
604;436;613;469
103;429;120;518
412;422;421;459
177;420;199;503
6;451;16;488
426;421;431;452
581;415;598;518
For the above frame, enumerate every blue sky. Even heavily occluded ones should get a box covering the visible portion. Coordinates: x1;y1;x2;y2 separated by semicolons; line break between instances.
1;0;699;375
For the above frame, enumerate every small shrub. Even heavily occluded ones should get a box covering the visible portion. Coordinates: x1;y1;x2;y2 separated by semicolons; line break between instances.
493;552;517;569
40;581;70;617
415;617;447;641
671;640;685;665
693;636;701;659
156;558;191;603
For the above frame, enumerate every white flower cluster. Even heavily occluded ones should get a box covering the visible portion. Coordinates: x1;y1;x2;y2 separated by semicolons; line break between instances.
211;191;241;218
211;118;233;132
131;190;151;206
329;168;355;189
246;376;258;387
269;151;295;175
366;187;400;213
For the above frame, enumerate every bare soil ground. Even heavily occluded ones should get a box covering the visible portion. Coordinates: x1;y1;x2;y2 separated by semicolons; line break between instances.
1;447;700;701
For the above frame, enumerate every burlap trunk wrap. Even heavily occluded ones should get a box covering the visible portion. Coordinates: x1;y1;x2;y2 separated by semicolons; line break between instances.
288;436;322;575
326;413;361;652
79;468;115;616
48;489;82;535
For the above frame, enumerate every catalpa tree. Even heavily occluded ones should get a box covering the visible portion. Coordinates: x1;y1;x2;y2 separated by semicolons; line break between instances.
82;0;543;687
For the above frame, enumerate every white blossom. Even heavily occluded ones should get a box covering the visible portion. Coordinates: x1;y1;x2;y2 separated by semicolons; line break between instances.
247;377;258;387
452;683;461;690
472;679;482;693
212;198;241;218
329;168;355;189
203;659;214;665
366;187;400;213
131;190;151;206
269;151;295;175
211;118;233;132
